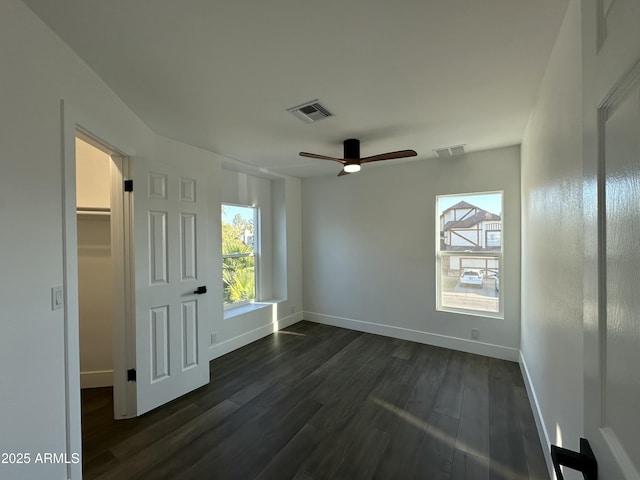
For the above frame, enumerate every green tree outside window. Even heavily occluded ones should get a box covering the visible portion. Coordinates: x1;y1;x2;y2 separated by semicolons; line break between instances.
222;205;257;305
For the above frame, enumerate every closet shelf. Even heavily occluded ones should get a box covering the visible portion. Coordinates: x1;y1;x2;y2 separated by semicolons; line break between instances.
77;207;111;216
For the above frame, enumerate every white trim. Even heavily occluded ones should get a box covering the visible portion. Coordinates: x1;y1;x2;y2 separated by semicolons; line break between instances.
209;310;303;360
222;202;259;309
303;311;519;361
80;370;114;389
519;351;554;479
600;428;640;480
108;153;136;419
61;100;82;480
223;252;255;259
436;191;505;319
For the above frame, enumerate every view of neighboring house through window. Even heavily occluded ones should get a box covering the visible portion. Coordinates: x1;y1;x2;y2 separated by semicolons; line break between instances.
222;204;258;308
436;192;503;317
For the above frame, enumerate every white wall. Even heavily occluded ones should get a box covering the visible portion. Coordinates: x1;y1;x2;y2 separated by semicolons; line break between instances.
283;177;303;317
302;146;521;360
77;215;113;388
76;137;111;209
520;0;583;476
0;2;154;478
0;2;303;478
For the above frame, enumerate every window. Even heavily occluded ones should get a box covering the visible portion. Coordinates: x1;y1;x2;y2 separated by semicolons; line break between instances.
222;204;258;308
436;192;503;317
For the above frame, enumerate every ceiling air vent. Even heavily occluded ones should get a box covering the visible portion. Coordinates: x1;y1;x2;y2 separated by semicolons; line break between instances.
433;144;466;158
287;100;333;123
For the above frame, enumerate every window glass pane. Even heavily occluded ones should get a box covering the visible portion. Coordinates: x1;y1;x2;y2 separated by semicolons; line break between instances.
438;193;502;253
223;255;255;304
222;205;256;306
437;191;503;317
439;254;500;314
222;205;255;252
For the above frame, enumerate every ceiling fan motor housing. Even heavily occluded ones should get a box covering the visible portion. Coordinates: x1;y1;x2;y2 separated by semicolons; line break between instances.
344;138;360;163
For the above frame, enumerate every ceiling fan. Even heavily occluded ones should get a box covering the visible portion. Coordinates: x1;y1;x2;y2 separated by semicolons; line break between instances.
299;138;417;176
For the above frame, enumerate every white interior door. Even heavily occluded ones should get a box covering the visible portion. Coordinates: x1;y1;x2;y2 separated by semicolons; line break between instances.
583;0;640;478
133;156;210;415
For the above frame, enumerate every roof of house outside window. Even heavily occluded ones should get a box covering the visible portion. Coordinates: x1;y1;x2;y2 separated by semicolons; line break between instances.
442;202;501;230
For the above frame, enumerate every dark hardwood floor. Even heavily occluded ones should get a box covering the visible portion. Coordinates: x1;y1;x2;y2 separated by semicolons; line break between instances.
82;321;549;480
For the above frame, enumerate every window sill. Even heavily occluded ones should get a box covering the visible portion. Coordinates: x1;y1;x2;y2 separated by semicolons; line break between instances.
223;299;284;320
436;306;504;320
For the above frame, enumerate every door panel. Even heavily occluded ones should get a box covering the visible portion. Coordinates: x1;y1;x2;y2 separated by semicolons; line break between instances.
180;213;197;281
181;300;198;369
150;305;170;382
584;0;640;478
134;157;210;415
149;211;168;284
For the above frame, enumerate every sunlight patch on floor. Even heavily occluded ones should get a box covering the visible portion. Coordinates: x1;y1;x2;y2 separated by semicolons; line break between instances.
276;330;306;336
370;396;530;480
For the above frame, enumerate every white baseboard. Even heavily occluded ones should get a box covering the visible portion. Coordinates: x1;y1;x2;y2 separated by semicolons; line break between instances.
519;351;554;479
209;311;303;361
274;311;304;331
80;370;113;389
303;311;519;362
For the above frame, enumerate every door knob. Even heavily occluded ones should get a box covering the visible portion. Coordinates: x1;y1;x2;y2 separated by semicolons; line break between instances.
193;286;207;295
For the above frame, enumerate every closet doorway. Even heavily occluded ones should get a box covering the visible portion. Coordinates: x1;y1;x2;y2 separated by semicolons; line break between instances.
75;131;133;420
76;136;113;390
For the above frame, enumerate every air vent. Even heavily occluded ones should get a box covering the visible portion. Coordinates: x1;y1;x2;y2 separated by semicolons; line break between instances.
287;100;333;123
434;144;466;158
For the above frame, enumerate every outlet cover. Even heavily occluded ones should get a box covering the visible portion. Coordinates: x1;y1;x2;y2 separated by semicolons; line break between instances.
471;328;480;340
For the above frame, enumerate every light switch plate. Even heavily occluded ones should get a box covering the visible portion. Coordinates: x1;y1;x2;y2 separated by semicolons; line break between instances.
52;286;64;310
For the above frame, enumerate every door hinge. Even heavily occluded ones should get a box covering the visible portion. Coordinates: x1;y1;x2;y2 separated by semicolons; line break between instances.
124;180;133;192
127;368;137;382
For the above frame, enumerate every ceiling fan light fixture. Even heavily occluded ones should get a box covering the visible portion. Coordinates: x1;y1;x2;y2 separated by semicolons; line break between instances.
298;138;417;176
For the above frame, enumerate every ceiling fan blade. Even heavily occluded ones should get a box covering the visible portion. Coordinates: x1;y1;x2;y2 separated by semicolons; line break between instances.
337;168;350;176
360;150;418;163
299;152;345;163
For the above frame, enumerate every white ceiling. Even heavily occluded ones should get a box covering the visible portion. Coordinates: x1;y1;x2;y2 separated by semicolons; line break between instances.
22;0;569;178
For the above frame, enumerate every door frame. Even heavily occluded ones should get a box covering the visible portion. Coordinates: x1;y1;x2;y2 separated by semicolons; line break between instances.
61;101;136;479
75;127;136;419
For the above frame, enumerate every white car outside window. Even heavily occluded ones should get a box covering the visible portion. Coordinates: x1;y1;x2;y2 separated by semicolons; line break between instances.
460;269;483;286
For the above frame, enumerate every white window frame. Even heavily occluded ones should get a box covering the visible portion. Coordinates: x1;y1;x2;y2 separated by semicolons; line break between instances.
436;191;503;319
222;203;260;310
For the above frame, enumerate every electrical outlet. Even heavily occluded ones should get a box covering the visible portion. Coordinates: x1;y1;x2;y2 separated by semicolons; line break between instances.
210;332;217;345
290;305;295;314
471;328;480;340
52;286;64;310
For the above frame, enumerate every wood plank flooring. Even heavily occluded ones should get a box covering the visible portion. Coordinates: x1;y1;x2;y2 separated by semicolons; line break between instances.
81;321;549;480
